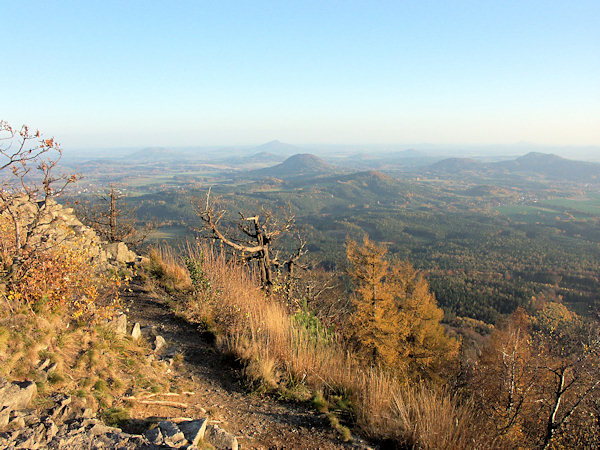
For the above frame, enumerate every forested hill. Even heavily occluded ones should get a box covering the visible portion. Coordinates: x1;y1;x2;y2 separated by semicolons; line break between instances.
247;153;334;178
426;152;600;182
493;152;600;180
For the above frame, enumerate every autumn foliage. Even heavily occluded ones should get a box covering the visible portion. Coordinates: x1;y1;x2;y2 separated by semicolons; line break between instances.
0;122;119;321
471;305;600;448
346;236;458;378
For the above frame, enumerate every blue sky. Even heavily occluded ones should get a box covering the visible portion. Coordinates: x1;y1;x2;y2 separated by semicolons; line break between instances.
2;1;599;149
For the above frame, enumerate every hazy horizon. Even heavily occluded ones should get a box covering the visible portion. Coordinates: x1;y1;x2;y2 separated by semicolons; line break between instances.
4;1;599;150
61;140;600;163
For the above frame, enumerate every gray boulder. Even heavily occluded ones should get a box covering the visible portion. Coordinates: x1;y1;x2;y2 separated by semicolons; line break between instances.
0;379;37;413
107;313;128;335
154;335;167;353
158;420;186;447
104;242;136;263
178;418;208;446
205;423;239;450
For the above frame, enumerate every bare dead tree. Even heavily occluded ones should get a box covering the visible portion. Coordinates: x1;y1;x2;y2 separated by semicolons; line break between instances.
287;266;351;328
75;184;155;250
0;121;80;280
193;188;306;292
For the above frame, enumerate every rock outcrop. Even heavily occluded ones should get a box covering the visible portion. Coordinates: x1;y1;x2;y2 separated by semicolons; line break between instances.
0;385;239;449
2;197;139;267
0;200;242;449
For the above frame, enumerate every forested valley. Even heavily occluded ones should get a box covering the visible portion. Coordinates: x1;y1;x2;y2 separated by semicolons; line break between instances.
69;148;600;326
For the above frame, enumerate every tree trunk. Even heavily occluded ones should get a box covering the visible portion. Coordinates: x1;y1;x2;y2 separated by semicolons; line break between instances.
109;189;117;242
543;369;566;450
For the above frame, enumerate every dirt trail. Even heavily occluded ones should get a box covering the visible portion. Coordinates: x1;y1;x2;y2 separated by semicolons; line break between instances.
123;280;357;449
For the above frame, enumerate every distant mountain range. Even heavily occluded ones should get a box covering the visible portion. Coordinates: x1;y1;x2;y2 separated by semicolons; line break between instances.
252;140;303;156
494;152;600;180
77;142;600;185
426;152;600;182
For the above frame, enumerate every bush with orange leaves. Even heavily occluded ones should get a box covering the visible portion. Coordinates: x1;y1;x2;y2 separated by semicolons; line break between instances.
1;215;122;321
0;121;120;321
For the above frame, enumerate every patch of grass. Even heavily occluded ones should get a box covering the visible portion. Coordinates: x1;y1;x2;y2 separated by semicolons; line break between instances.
87;348;98;368
76;389;88;398
35;380;48;395
111;378;124;390
277;372;312;401
243;355;279;392
0;277;187;433
93;379;108;393
101;407;131;427
0;326;9;352
146;247;191;292
47;372;65;385
339;425;352;442
312;391;328;413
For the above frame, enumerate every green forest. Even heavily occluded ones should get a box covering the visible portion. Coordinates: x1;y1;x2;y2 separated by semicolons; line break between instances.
73;165;600;325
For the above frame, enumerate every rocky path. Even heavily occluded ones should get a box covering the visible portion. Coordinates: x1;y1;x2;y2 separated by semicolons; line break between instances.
123;280;356;449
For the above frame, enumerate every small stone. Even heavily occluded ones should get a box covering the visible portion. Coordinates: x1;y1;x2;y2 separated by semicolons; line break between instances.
165;346;178;357
44;419;58;442
14;430;38;449
107;313;127;335
10;408;35;419
31;423;46;441
67;426;85;436
89;422;114;435
82;408;94;419
144;427;163;445
179;418;208;446
52;393;71;408
49;404;71;422
104;242;136;263
154;335;167;353
9;409;38;427
205;424;238;450
0;406;11;427
37;358;51;371
158;420;186;444
81;418;99;428
0;379;37;411
131;322;141;340
8;416;25;429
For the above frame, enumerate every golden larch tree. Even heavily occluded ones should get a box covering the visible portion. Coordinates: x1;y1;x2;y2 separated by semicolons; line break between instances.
390;259;459;377
346;236;405;370
346;236;458;377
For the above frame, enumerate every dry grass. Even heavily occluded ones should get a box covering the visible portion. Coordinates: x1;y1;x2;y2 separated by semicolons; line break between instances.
146;247;192;292
155;243;487;449
0;303;181;423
